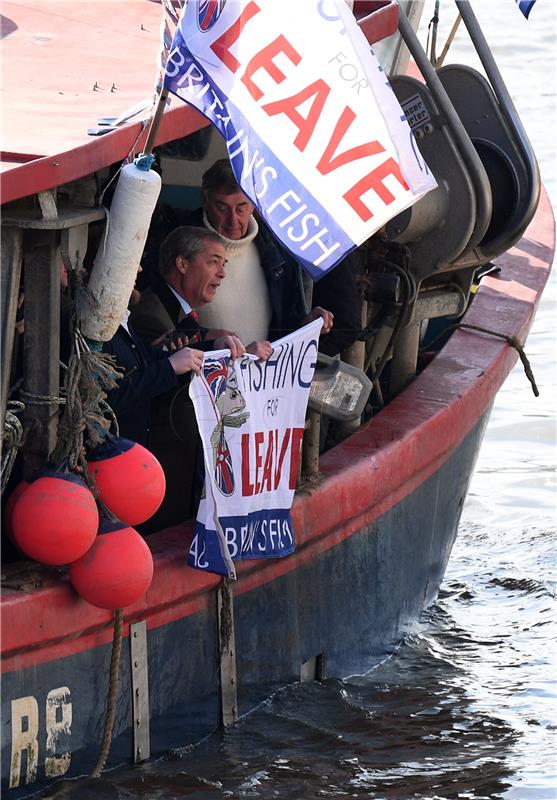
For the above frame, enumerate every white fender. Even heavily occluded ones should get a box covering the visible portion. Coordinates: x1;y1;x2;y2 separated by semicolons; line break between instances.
80;159;161;342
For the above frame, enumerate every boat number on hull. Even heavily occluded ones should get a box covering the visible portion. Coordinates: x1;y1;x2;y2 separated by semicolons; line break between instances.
9;687;72;789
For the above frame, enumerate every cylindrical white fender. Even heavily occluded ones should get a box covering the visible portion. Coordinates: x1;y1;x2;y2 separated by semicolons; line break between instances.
80;159;162;342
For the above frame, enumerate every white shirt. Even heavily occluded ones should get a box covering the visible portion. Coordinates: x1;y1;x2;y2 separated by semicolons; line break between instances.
119;309;131;335
167;284;193;318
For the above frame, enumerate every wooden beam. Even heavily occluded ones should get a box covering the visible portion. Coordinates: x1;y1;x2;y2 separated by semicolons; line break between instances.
1;227;23;425
22;232;61;477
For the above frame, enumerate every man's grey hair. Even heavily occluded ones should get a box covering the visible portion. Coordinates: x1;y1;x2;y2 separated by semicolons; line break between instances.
201;158;240;196
159;226;223;277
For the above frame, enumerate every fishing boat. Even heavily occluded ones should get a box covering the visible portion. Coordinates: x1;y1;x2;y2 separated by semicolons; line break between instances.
1;1;553;796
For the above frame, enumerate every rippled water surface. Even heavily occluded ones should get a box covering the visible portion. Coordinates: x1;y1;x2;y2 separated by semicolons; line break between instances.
43;2;556;798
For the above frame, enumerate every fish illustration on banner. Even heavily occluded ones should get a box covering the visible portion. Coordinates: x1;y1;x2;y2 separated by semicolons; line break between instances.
203;355;250;496
188;318;323;578
164;0;437;279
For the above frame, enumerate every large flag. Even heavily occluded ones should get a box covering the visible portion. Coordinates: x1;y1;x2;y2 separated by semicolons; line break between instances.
188;318;322;578
515;0;537;18
164;1;437;279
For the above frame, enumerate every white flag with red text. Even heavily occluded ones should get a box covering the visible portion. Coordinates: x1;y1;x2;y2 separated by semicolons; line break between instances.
164;0;437;279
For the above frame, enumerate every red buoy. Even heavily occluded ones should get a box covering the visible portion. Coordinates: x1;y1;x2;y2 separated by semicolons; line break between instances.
69;506;153;609
3;480;30;544
87;436;165;526
11;467;98;565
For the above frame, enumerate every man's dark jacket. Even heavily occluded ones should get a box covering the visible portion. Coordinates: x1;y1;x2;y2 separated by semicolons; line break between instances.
104;321;203;528
130;277;211;344
103;322;178;447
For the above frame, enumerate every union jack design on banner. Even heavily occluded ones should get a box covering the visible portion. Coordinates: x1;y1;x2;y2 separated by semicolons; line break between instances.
214;428;234;495
197;0;228;31
203;356;229;401
203;355;249;499
189;320;322;578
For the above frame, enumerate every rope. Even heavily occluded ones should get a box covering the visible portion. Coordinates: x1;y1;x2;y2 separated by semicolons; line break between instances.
458;322;539;396
53;275;122;473
19;391;65;406
426;0;440;66
1;402;24;493
421;321;539;396
436;12;462;69
90;609;124;778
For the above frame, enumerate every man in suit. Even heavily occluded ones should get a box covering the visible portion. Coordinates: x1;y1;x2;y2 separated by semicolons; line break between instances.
130;226;266;529
130;226;250;354
104;302;202;449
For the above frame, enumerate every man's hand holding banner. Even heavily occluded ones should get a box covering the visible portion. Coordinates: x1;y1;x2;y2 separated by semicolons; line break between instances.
189;319;322;578
164;0;437;278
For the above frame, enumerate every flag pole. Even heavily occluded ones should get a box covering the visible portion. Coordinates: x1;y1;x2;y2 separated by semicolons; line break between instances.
142;87;169;155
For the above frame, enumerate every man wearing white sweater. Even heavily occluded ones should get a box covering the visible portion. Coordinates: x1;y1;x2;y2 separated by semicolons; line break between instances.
189;159;334;345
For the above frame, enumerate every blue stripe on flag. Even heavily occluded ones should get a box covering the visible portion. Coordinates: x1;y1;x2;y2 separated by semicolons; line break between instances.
164;26;358;278
188;508;296;575
516;0;536;18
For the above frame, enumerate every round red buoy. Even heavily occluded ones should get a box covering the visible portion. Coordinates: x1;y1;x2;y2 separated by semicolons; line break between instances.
69;506;154;609
3;480;30;544
11;467;98;565
87;436;165;526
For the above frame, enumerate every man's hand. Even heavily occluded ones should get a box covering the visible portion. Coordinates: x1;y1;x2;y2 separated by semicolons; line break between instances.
214;334;246;360
152;329;189;352
304;306;334;334
169;347;204;375
246;340;273;361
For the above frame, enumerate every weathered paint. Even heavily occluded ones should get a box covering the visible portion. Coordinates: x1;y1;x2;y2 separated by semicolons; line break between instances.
9;688;71;790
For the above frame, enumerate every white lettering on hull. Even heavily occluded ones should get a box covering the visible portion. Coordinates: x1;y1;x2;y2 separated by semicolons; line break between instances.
10;696;39;788
9;687;72;789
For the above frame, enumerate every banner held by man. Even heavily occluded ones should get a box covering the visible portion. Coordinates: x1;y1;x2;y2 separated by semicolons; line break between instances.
189;318;323;578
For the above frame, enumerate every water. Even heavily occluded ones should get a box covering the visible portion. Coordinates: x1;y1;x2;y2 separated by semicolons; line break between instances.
43;1;557;797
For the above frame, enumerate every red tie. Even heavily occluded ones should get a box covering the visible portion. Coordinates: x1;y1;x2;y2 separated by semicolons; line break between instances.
187;309;201;343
